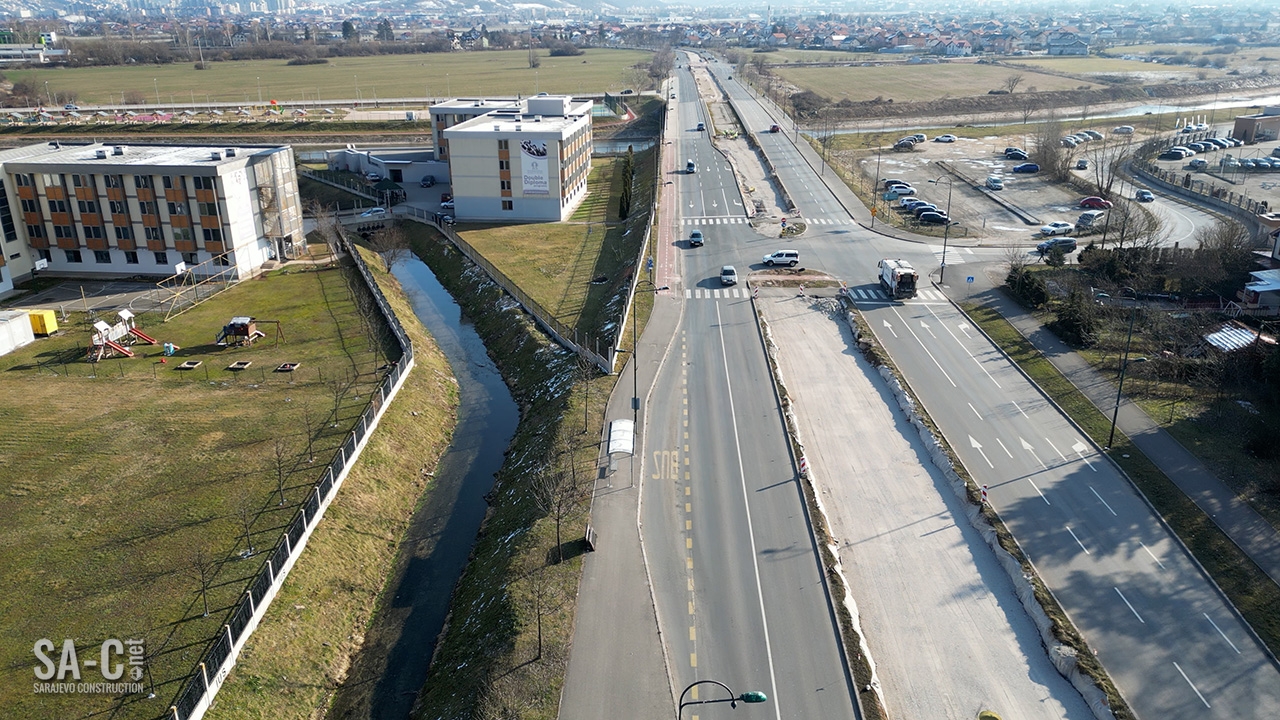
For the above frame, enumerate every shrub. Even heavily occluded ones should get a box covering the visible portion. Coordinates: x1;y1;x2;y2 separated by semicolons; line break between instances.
1006;267;1048;308
287;57;329;66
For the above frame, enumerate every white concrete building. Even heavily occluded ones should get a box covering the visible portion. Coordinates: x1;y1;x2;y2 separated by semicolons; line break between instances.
438;95;593;222
0;142;303;296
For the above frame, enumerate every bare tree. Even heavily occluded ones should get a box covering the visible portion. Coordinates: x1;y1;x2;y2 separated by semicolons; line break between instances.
307;199;342;263
1004;73;1025;94
233;492;258;556
187;548;217;617
533;451;586;564
301;402;317;462
271;438;291;506
1018;93;1040;124
368;224;410;272
577;356;595;434
1031;113;1073;181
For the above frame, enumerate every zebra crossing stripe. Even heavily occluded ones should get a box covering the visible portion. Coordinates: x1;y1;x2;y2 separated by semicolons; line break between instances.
685;289;692;298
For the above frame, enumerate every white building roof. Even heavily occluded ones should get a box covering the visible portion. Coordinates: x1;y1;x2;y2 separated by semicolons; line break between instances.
1245;268;1280;294
5;142;282;170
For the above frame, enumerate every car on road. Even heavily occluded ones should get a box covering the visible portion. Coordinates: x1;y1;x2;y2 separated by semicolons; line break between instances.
695;122;705;131
420;175;435;188
762;250;800;267
1012;162;1040;173
1076;158;1089;170
1159;149;1188;161
360;207;386;218
985;176;1004;190
1005;149;1029;160
440;199;455;210
1080;196;1113;209
918;211;951;225
1040;221;1074;237
1037;236;1078;254
1004;147;1024;155
365;172;382;182
1113;125;1135;135
1135;189;1155;202
64;104;79;110
770;124;782;133
689;229;704;247
934;134;957;143
720;265;738;285
440;214;455;225
440;192;453;203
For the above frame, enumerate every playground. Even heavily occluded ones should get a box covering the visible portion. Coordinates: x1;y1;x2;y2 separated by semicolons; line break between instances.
0;262;400;720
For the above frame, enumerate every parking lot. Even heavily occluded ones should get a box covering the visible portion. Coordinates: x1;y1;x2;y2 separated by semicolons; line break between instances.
1147;126;1280;203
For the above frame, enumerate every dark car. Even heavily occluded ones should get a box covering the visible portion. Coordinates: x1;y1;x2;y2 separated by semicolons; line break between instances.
912;204;940;217
1159;150;1187;161
1005;149;1029;161
1012;163;1040;173
918;211;951;225
1036;237;1078;254
1135;189;1155;202
420;175;436;188
1004;147;1024;155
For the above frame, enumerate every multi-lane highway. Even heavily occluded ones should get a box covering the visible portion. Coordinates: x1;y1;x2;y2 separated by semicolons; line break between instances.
678;54;1280;720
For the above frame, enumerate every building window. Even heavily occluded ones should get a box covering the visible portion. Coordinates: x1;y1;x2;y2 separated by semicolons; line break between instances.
54;225;74;239
8;252;19;260
498;139;509;150
181;252;199;265
37;249;51;262
104;175;123;189
174;228;193;241
198;202;219;216
502;200;513;211
21;199;38;213
26;224;44;238
84;226;104;239
64;249;82;263
193;177;215;190
72;174;90;187
498;160;510;171
500;180;511;191
114;226;133;240
124;251;139;264
202;228;222;244
162;176;174;189
94;250;111;264
144;227;162;241
49;200;68;213
77;200;98;214
154;251;168;265
214;254;231;267
15;174;32;187
139;201;156;215
167;202;187;216
109;201;126;214
135;175;153;189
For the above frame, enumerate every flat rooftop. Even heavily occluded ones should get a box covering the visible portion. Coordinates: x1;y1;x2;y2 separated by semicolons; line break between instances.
4;142;284;170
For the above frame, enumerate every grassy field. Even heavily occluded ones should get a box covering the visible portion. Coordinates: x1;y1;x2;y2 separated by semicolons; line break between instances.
1005;56;1225;77
772;63;1097;103
0;260;391;719
204;246;459;720
963;302;1280;660
10;48;653;107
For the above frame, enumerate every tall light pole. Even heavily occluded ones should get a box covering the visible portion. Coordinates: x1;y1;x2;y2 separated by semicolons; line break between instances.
677;680;768;719
929;175;954;283
256;76;262;104
871;139;884;229
153;78;160;107
630;279;668;428
1107;305;1147;449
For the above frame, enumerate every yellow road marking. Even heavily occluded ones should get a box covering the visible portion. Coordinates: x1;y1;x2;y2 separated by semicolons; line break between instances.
686;502;691;512
686;537;693;549
689;626;696;641
686;519;692;530
690;653;697;667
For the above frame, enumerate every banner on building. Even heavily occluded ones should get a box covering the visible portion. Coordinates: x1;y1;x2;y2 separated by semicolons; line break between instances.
521;140;550;195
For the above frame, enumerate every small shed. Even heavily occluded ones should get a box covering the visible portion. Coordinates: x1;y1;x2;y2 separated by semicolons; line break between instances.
27;309;58;336
0;310;36;357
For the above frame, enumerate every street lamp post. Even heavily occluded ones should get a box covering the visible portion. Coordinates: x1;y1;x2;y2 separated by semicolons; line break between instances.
630;279;669;428
1106;305;1147;449
153;78;160;107
928;175;954;283
257;76;262;104
677;680;768;719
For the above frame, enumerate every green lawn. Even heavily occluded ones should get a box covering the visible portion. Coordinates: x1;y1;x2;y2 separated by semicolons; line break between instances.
773;63;1096;103
10;48;652;107
0;263;390;719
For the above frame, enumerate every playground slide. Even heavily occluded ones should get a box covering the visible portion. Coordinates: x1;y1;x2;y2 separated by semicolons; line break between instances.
129;327;158;344
104;340;135;358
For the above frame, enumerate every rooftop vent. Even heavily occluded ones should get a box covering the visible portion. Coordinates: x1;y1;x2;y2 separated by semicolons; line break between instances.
95;149;107;159
535;115;542;122
225;148;237;157
112;146;124;156
211;151;222;161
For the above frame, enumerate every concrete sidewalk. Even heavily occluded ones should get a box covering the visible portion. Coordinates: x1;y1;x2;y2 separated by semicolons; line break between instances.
956;276;1280;589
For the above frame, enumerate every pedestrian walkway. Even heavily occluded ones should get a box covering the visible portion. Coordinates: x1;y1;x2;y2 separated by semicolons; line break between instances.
959;279;1280;588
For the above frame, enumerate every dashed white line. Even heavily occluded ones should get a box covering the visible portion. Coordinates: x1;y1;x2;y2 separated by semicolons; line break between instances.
1140;541;1166;569
1045;437;1067;462
1114;586;1146;623
995;437;1013;458
968;402;983;419
1065;525;1090;554
1028;479;1051;504
1012;400;1028;418
1173;662;1211;708
1090;486;1117;516
1203;613;1242;654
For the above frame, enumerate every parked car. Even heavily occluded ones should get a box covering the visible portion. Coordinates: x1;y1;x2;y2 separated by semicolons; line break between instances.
1208;138;1231;149
901;197;931;210
894;139;917;151
440;192;453;203
1113;125;1135;135
1004;147;1024;155
1076;158;1089;170
891;184;917;196
440;214;455;225
934;134;957;143
883;179;909;189
365;172;382;181
1061;137;1079;148
440;199;455;210
360;207;387;218
420;175;436;188
1221;157;1241;168
1189;158;1208;170
689;229;704;247
1012;163;1040;173
1037;236;1078;253
1040;221;1075;237
1159;150;1188;161
910;133;928;143
1006;149;1029;160
1080;196;1113;209
1135;189;1155;202
984;176;1004;190
1172;146;1196;156
720;265;738;286
912;204;940;217
64;103;79;110
762;250;800;267
918;211;951;225
1083;130;1105;140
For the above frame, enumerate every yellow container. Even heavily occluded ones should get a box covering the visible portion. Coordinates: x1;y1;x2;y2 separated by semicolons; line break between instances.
28;309;58;336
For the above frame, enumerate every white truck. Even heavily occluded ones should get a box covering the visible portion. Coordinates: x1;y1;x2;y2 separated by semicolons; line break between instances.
878;259;918;299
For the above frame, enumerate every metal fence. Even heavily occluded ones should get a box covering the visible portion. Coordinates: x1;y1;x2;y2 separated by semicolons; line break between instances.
161;232;415;720
298;167;380;202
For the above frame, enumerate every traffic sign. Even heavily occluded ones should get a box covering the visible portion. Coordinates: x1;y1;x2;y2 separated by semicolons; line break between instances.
967;276;974;285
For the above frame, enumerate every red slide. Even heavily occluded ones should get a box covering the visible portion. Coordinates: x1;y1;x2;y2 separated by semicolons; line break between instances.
105;340;135;358
130;327;158;344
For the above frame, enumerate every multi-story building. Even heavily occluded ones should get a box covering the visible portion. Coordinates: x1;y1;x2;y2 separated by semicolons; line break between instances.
0;142;303;297
439;95;593;222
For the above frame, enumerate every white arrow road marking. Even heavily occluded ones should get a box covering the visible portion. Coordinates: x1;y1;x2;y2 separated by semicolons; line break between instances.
1072;441;1097;471
957;322;973;338
1140;541;1166;569
1020;437;1046;470
1114;587;1145;623
1065;525;1090;554
1090;486;1117;516
1203;613;1242;654
920;320;936;338
995;437;1013;458
882;319;898;338
1045;437;1067;462
1173;662;1211;709
969;436;994;468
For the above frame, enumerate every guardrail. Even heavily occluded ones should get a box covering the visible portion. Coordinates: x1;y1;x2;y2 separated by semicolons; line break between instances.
164;233;414;720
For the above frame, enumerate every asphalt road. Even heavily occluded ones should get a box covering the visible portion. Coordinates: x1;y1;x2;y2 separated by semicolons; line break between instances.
639;65;858;720
698;56;1280;720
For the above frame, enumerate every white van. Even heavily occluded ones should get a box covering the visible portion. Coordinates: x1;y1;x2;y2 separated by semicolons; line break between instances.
762;250;799;267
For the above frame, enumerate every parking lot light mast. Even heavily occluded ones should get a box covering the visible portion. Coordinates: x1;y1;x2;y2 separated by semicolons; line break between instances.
1106;305;1147;449
929;175;954;283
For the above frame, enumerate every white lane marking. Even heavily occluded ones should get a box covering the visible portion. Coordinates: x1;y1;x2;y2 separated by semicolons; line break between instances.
927;305;1001;388
1012;400;1028;418
713;302;784;720
1114;587;1146;623
1173;662;1211;708
957;322;974;339
1065;525;1090;554
969;436;994;468
685;289;692;298
1028;479;1051;504
1019;437;1046;470
1203;613;1242;654
968;402;983;419
995;437;1013;458
1090;486;1117;516
891;306;957;387
1140;542;1166;569
1072;440;1097;472
882;319;899;338
920;320;937;338
1045;437;1067;462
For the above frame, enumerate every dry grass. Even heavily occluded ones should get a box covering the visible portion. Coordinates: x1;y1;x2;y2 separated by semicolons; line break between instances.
772;63;1095;103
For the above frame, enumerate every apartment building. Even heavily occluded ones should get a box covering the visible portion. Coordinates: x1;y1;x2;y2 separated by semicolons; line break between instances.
0;142;303;296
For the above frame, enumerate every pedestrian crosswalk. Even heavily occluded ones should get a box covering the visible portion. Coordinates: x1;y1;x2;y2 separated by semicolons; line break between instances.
680;216;855;226
930;245;974;265
685;287;752;299
680;286;950;302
